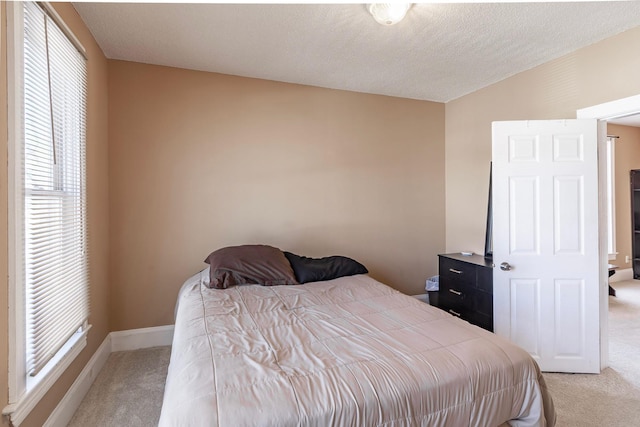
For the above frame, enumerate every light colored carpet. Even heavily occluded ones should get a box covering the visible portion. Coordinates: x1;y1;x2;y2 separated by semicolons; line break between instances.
67;346;171;427
68;281;640;426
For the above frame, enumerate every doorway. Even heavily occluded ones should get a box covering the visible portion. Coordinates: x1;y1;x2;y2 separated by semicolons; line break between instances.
577;93;640;369
607;117;640;283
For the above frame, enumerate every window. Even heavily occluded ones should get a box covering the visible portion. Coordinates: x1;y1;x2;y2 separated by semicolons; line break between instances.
4;2;90;424
606;136;616;259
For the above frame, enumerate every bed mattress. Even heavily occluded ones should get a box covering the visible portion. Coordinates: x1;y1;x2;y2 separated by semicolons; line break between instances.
159;270;555;426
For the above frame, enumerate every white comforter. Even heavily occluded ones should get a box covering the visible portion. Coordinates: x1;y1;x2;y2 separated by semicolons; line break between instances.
159;270;555;427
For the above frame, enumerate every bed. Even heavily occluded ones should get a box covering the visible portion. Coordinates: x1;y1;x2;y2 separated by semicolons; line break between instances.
159;246;555;427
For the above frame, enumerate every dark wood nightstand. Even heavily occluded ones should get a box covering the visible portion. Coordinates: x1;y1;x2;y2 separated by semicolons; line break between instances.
437;253;494;332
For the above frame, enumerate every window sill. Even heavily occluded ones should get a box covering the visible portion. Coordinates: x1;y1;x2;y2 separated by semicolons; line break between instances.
2;326;90;426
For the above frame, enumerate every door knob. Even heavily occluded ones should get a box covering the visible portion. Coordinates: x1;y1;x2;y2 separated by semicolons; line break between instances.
500;262;512;271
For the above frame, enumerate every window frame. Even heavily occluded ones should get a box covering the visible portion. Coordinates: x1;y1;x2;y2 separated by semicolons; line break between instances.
3;3;90;425
606;136;616;260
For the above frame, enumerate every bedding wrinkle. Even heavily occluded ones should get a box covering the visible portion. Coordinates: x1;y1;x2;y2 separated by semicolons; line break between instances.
277;278;382;426
278;281;393;426
201;279;221;427
159;271;554;427
235;285;305;425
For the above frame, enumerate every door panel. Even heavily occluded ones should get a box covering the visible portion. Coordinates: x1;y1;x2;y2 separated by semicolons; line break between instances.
509;176;539;254
553;176;583;254
554;279;584;358
510;278;541;359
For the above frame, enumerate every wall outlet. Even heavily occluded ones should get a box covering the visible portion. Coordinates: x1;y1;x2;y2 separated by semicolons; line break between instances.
626;255;630;264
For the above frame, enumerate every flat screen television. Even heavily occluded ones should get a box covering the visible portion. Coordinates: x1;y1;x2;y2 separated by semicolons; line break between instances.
484;163;492;259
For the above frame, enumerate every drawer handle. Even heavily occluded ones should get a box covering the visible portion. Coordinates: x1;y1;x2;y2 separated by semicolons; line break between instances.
448;289;462;296
449;309;461;317
449;268;462;274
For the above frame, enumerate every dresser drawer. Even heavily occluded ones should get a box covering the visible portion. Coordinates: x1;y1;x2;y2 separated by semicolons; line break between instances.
439;257;476;286
440;302;491;331
439;280;474;309
439;286;472;311
439;299;473;322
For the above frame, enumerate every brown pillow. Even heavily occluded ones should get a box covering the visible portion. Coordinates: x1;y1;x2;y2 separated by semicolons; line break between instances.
203;245;298;289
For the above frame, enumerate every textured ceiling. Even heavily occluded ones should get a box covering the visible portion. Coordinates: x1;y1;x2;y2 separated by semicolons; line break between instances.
73;2;640;103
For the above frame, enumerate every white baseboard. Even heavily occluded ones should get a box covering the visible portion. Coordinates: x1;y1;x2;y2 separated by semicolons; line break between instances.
610;267;633;283
43;335;111;427
44;325;174;427
110;325;174;352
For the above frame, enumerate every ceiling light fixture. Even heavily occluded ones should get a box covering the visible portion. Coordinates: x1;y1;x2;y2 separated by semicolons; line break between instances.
368;3;412;26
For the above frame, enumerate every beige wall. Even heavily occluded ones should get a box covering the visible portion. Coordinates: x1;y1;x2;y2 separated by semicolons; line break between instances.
609;124;640;268
1;3;110;426
108;60;446;330
445;26;640;254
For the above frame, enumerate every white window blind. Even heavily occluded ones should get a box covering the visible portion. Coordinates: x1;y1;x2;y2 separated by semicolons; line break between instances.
22;1;88;376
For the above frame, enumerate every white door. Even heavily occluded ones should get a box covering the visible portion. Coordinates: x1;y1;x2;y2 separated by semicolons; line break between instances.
492;119;607;373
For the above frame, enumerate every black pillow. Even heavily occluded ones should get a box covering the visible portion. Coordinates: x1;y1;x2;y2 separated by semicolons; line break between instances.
283;252;368;284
